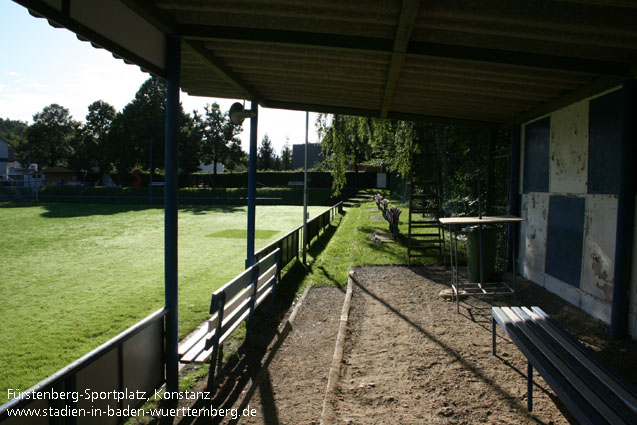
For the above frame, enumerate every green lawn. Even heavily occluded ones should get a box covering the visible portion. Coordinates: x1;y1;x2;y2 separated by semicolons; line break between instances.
0;202;325;403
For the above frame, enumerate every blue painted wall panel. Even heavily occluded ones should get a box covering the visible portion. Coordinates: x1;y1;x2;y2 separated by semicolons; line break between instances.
545;196;586;287
588;89;623;194
523;117;550;193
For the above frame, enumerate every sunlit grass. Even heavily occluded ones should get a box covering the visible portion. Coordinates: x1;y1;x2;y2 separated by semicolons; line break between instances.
0;202;324;403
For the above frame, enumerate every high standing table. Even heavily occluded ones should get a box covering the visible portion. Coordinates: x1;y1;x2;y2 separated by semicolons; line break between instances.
439;216;526;312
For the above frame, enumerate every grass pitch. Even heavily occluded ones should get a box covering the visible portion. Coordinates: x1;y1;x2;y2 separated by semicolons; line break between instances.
0;202;324;403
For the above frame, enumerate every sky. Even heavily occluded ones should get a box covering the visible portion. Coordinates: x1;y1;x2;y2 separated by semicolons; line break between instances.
0;0;320;154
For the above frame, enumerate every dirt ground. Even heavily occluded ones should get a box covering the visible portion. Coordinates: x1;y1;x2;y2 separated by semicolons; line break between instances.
329;265;637;425
145;265;637;425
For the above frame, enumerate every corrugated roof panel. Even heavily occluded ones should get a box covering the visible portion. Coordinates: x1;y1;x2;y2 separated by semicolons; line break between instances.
412;0;637;61
158;0;400;38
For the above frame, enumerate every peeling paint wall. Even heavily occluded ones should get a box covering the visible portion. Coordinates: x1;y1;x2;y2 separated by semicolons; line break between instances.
549;102;588;194
518;87;635;332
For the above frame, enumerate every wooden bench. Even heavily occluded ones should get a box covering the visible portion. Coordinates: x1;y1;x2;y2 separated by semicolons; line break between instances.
178;248;281;381
491;306;636;424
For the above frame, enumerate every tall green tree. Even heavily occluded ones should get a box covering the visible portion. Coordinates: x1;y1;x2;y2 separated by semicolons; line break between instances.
280;139;292;170
179;110;204;174
199;102;241;176
68;100;116;175
257;134;277;170
107;77;166;174
107;77;203;176
225;140;247;172
317;114;372;194
26;104;79;167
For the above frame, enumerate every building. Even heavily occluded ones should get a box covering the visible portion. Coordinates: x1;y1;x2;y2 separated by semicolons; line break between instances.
292;143;323;170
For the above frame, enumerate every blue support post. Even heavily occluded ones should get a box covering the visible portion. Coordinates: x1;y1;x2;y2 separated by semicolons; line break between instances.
246;100;258;268
610;80;636;338
507;125;521;272
164;36;181;394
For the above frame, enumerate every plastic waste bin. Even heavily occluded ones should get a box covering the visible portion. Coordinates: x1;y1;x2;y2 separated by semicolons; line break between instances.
464;225;498;283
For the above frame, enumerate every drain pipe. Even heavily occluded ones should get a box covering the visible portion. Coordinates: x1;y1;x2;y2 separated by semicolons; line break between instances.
610;80;636;338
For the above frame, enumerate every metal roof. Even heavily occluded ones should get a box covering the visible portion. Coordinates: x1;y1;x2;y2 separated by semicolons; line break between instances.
14;0;637;127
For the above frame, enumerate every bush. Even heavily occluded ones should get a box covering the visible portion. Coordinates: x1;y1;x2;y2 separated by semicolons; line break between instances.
38;186;338;206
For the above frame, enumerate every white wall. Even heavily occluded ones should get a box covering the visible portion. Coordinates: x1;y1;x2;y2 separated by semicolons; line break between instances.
518;87;636;337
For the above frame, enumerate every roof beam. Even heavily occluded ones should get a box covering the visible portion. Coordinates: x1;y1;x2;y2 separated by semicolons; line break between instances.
177;25;394;52
408;41;632;77
182;40;266;103
380;0;421;118
177;25;633;77
504;75;625;126
266;99;500;128
119;1;265;102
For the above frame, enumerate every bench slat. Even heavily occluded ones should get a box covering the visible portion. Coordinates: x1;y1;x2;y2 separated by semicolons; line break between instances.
258;248;279;272
258;264;277;290
501;307;624;424
512;307;635;423
493;307;632;425
180;328;216;363
178;325;209;357
210;266;255;314
493;307;609;424
522;307;637;415
256;285;274;307
530;306;637;406
180;248;281;366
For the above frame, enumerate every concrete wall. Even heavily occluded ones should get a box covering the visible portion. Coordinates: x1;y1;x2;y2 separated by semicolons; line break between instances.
518;87;637;338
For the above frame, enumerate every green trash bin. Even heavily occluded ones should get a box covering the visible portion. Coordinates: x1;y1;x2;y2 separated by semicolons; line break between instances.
464;225;498;283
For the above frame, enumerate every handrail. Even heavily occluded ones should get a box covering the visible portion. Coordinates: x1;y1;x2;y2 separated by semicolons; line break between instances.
0;308;167;419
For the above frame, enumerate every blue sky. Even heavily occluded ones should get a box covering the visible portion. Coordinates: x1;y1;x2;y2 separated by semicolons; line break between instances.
0;1;319;153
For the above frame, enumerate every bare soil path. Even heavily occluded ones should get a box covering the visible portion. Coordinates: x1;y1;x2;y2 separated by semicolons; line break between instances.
145;266;636;425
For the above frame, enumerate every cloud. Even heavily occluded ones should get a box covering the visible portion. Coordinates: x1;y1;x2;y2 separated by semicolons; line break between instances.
7;71;20;77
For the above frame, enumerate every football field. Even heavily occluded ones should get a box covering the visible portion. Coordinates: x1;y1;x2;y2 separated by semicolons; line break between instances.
0;202;324;403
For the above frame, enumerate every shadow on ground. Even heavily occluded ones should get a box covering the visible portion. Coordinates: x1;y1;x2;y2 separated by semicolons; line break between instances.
141;218;343;425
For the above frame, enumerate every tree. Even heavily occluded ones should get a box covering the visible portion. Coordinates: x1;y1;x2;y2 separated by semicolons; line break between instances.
0;118;28;165
179;111;204;174
280;139;292;170
317;114;372;194
199;103;241;176
257;134;277;170
26;104;79;167
107;77;167;174
107;77;203;176
68;100;116;175
225;139;248;172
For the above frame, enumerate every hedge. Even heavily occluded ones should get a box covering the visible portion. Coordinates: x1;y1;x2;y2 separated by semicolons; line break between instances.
37;186;338;206
80;170;379;189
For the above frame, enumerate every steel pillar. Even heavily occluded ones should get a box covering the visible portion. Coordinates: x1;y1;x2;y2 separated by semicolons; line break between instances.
164;36;180;393
246;100;258;268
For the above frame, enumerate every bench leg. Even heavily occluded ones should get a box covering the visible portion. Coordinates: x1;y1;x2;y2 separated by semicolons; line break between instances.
492;318;497;355
527;361;533;412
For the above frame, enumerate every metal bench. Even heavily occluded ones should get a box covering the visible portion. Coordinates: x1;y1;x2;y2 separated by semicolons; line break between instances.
491;306;636;425
178;248;281;382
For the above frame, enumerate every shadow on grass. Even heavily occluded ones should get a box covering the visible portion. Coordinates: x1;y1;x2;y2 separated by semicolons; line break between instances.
145;215;344;425
0;201;244;218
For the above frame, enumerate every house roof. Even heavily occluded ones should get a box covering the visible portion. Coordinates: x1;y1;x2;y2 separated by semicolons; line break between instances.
14;0;637;127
